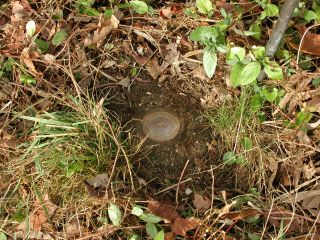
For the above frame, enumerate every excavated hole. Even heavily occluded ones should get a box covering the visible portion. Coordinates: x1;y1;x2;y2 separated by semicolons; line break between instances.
109;81;233;193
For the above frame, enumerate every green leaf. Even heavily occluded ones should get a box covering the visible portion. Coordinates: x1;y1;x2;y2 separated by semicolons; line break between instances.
84;7;100;16
252;46;265;60
131;206;144;216
20;74;36;85
227;47;246;63
0;232;7;240
230;62;244;87
291;111;313;131
239;62;261;85
250;93;263;112
315;6;320;21
129;0;149;14
97;217;108;224
223;151;237;164
146;223;158;238
304;10;317;23
34;38;49;53
129;235;142;240
264;61;283;80
52;30;67;46
260;88;278;103
220;8;227;18
241;137;252;150
139;213;162;223
216;44;227;53
312;77;320;86
247;233;260;240
108;203;122;226
154;231;165;240
265;3;279;17
26;20;36;37
190;26;217;43
52;9;63;20
249;22;261;40
203;49;217;78
104;9;114;19
196;0;213;14
235;155;247;164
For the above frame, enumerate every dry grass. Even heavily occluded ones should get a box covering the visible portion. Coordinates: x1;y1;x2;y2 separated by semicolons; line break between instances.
1;0;320;239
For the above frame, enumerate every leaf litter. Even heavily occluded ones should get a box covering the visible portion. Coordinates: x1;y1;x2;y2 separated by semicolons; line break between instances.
0;0;320;239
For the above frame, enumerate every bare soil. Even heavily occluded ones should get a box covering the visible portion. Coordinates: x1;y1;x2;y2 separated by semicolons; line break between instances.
110;80;218;190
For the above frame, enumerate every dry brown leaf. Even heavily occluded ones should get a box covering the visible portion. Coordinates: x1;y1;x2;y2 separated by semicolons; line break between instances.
220;208;261;221
20;48;39;75
192;193;211;211
296;189;320;210
160;43;180;72
192;67;210;81
66;220;92;237
302;161;317;180
267;206;301;233
294;25;320;56
30;194;58;231
0;130;18;148
297;130;312;146
86;173;109;188
148;200;178;223
10;0;33;24
146;57;161;79
164;232;175;240
84;181;105;198
171;217;201;236
84;15;119;47
133;29;158;48
101;59;116;68
117;77;131;88
160;4;183;18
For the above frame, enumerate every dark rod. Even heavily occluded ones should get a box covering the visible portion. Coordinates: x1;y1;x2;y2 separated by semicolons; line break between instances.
265;0;299;57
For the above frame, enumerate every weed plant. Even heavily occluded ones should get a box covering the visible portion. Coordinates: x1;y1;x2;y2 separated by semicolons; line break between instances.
0;94;133;233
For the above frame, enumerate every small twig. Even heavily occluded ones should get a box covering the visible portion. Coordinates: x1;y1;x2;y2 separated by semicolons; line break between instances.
176;159;190;204
209;166;215;214
296;24;320;66
154;178;192;195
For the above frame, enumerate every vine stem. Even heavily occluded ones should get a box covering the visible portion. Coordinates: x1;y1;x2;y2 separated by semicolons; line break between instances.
258;0;299;80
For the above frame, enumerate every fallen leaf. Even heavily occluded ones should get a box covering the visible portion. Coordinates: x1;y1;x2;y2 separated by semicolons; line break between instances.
267;206;301;233
29;194;58;231
133;29;158;48
84;15;119;47
171;217;201;236
0;130;18;148
101;59;116;68
295;189;320;210
220;208;261;221
20;48;41;76
43;54;56;65
160;4;183;18
302;161;316;180
294;25;320;56
11;1;31;22
192;193;211;211
117;77;131;88
148;200;178;223
66;220;91;237
84;182;105;198
13;230;54;240
86;173;109;188
160;43;180;72
192;67;210;81
146;57;161;79
164;231;175;240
